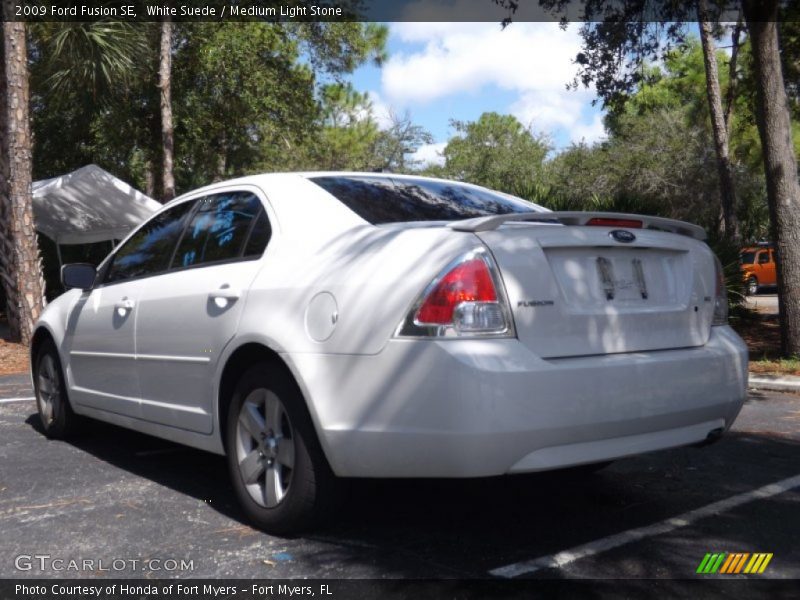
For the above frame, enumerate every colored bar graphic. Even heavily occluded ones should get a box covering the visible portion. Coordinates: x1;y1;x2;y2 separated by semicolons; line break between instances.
711;553;726;573
696;553;713;574
758;554;773;573
697;552;772;575
734;553;750;573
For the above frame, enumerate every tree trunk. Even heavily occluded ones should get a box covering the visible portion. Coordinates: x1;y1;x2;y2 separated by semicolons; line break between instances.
744;0;800;357
159;18;175;202
697;0;740;243
144;159;155;199
0;16;46;345
724;14;743;134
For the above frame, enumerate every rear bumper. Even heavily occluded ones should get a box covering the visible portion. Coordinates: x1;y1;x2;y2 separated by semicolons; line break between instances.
289;326;748;477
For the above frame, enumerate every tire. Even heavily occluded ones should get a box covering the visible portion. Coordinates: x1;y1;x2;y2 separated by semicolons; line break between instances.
33;339;81;439
746;276;759;296
225;362;340;534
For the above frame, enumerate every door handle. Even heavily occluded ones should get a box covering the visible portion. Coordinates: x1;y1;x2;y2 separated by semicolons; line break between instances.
209;287;241;300
209;286;241;308
114;298;135;316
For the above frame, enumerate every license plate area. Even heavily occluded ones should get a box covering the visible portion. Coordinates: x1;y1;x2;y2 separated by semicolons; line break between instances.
544;247;689;310
596;256;648;302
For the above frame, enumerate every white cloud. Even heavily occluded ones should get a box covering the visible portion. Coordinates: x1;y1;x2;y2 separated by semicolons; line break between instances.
410;142;447;167
383;22;583;105
378;20;605;148
568;113;607;145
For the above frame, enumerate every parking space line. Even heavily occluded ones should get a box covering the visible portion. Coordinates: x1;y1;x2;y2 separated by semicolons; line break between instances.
489;472;800;578
0;397;35;403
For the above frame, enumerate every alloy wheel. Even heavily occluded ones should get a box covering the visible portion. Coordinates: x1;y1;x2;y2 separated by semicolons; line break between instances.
36;353;59;426
235;388;296;508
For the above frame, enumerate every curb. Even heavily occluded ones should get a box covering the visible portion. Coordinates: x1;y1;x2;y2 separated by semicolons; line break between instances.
748;375;800;393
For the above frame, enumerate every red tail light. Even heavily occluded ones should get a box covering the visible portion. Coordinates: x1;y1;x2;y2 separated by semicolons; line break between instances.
416;258;497;325
586;217;643;228
395;248;514;338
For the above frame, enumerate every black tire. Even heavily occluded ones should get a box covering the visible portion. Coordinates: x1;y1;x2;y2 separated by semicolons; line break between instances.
746;276;759;296
225;362;340;534
33;339;81;439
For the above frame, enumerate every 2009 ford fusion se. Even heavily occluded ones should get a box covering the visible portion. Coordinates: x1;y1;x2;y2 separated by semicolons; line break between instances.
31;172;748;533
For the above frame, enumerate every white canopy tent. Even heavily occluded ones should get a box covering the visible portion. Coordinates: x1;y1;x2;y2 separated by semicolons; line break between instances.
33;164;161;265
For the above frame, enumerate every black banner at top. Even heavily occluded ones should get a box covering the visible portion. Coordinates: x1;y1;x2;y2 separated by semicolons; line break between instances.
1;0;794;23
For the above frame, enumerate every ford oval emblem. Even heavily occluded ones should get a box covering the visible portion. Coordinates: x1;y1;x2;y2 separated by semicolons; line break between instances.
610;230;636;243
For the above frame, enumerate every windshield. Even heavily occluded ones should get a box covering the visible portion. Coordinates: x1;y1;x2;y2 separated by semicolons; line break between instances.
740;251;756;265
310;175;542;224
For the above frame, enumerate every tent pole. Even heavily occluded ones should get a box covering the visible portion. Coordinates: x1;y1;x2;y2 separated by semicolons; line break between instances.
55;242;63;270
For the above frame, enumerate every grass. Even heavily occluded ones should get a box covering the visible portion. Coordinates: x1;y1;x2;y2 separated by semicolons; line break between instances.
749;357;800;376
729;306;800;376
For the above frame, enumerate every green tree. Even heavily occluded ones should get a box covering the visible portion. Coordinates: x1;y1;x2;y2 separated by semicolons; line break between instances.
29;21;156;190
505;0;800;356
373;110;434;172
311;82;380;170
28;22;387;195
440;112;550;196
171;23;318;186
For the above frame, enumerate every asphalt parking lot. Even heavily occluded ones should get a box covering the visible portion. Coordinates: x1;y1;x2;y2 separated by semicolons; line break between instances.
1;372;798;586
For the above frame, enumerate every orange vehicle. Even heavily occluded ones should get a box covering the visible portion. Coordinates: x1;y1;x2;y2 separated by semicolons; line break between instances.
740;244;777;295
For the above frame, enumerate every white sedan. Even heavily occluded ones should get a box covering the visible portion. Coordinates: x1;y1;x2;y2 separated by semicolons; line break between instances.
31;172;748;533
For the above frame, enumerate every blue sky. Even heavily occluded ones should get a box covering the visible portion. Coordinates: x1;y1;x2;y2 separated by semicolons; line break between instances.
347;22;607;165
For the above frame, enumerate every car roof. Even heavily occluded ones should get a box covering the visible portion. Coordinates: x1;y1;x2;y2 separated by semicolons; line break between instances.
164;171;541;208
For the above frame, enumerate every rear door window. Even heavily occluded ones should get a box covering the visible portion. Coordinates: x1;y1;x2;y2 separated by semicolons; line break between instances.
173;192;268;269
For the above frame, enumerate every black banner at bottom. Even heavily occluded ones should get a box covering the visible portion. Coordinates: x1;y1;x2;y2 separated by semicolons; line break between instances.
1;579;796;600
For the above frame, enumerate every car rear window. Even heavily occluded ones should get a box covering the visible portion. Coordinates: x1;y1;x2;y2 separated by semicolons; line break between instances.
309;175;539;224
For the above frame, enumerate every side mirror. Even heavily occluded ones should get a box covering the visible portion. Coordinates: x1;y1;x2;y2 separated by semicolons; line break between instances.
61;263;96;291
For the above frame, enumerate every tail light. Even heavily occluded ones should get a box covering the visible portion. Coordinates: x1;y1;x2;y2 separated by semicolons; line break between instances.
586;217;643;228
712;254;728;326
395;248;515;338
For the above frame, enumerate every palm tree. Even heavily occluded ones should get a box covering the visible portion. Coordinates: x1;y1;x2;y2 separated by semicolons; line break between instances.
1;16;45;345
34;21;148;102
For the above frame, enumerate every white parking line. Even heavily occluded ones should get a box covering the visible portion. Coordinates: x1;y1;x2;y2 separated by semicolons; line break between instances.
0;396;35;404
490;472;800;578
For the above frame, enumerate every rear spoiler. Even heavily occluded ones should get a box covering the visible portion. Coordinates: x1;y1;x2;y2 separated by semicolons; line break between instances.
449;211;707;241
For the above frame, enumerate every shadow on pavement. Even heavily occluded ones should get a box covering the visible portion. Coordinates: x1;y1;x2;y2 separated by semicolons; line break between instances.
22;411;800;579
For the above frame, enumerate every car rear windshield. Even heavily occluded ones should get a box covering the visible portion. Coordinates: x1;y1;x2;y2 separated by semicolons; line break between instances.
309;175;539;224
740;251;756;264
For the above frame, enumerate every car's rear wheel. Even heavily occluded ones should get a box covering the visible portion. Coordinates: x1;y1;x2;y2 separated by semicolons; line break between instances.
226;363;339;534
34;340;80;439
746;276;759;296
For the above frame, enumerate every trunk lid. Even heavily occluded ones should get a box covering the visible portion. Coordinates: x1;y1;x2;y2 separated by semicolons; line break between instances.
476;224;717;358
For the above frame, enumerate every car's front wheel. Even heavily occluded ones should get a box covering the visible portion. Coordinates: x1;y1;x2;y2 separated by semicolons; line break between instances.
746;276;759;296
34;340;81;438
226;363;339;534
